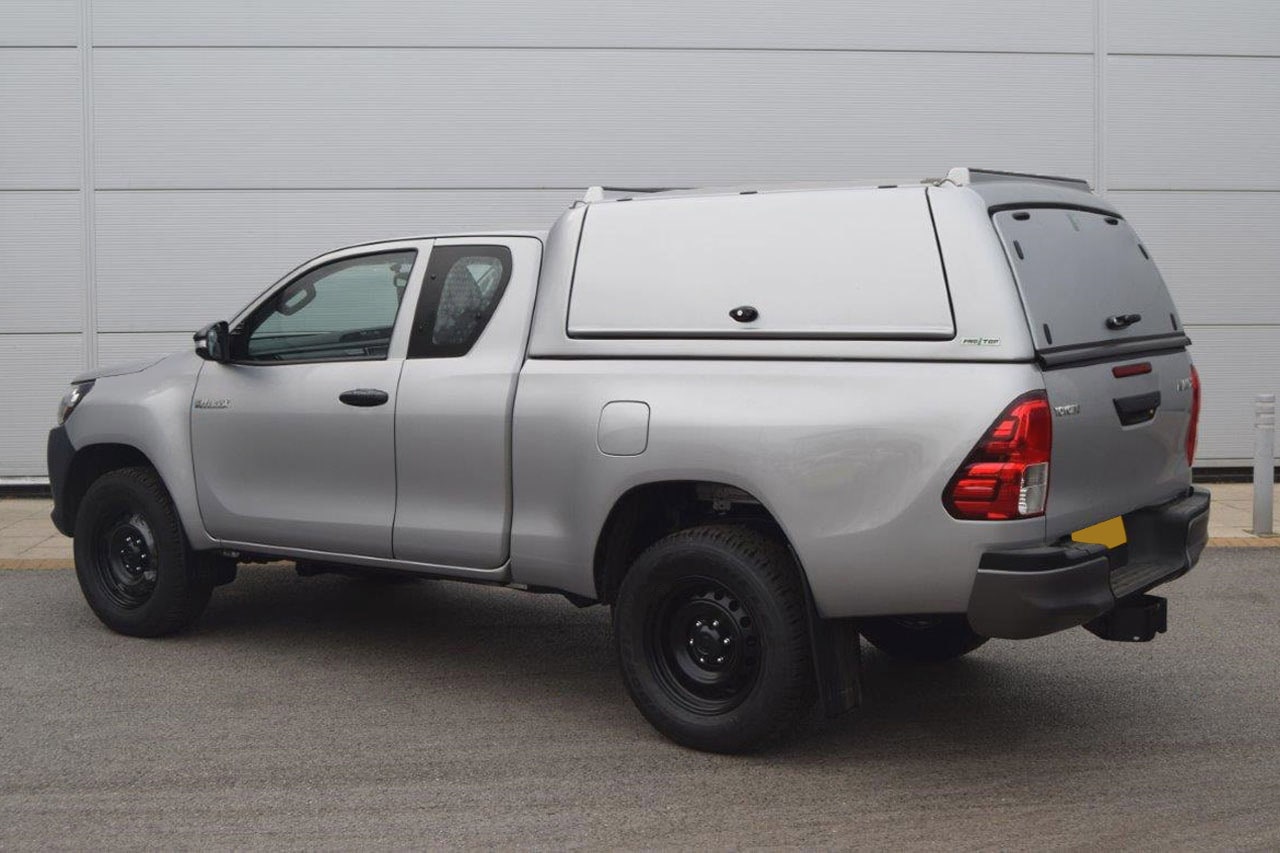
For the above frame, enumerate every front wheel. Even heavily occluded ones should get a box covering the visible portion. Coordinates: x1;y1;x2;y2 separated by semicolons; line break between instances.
613;524;816;753
73;467;213;637
858;615;988;663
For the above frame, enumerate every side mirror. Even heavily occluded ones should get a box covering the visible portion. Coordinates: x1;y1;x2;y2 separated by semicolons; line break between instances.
194;320;230;362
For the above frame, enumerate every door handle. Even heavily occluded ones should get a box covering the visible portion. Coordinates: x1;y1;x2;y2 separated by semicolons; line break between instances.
1113;391;1161;426
1105;313;1143;330
339;389;389;407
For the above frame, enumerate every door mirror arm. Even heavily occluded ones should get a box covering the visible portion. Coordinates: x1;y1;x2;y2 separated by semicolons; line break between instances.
194;320;231;363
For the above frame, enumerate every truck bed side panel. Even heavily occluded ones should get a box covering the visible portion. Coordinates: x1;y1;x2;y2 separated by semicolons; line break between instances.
510;358;1048;618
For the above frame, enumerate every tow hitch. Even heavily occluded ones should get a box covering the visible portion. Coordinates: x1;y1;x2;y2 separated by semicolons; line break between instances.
1084;594;1168;642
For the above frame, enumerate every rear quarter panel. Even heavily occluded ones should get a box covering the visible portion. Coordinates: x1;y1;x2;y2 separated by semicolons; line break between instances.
510;358;1049;617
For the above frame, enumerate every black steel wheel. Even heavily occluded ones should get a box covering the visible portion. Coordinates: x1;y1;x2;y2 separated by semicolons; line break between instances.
647;578;761;715
92;510;160;608
614;524;815;753
74;467;213;637
859;614;988;663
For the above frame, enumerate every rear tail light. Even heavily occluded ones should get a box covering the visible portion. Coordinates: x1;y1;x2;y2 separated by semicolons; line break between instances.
943;391;1052;520
1186;365;1201;465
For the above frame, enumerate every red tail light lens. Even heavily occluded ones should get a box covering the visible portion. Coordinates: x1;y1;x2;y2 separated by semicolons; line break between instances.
1186;365;1201;465
943;391;1052;520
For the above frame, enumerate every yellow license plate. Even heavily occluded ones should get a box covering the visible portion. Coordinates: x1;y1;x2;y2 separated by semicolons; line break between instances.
1071;516;1127;549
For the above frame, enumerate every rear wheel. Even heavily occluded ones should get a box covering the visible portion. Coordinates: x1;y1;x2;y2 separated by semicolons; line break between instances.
859;615;987;663
613;524;816;753
73;467;213;637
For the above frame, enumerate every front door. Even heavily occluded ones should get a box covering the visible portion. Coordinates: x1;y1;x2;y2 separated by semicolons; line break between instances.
191;245;424;558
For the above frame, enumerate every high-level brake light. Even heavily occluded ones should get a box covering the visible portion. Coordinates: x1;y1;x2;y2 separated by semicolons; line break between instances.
1112;362;1152;378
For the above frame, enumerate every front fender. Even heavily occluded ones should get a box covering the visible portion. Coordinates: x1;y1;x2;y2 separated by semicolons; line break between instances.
62;351;213;548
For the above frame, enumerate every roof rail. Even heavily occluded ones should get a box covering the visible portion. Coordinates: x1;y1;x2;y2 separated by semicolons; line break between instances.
942;167;1092;190
580;185;688;203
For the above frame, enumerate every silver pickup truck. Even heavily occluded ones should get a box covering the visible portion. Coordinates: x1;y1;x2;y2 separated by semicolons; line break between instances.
47;167;1209;752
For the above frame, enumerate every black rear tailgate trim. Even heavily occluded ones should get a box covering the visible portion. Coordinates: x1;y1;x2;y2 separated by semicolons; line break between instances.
1037;333;1191;370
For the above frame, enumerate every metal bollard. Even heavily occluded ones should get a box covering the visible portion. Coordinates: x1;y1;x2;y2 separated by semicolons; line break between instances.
1255;394;1275;536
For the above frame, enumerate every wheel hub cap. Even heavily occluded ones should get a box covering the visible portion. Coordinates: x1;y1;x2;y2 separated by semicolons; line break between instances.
690;622;724;659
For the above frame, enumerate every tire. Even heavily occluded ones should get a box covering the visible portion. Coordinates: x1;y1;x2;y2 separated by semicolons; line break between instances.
859;615;988;663
613;524;816;753
73;466;213;637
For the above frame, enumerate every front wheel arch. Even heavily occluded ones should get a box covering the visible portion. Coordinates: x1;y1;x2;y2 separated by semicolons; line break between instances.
60;443;157;534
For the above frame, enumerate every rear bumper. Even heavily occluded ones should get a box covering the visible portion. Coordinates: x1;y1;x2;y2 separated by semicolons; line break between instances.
47;426;75;537
967;487;1210;639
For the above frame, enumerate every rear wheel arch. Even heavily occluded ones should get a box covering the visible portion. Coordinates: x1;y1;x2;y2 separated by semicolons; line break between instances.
592;480;804;605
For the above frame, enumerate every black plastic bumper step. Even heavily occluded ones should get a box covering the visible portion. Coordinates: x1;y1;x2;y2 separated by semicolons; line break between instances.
1085;594;1168;642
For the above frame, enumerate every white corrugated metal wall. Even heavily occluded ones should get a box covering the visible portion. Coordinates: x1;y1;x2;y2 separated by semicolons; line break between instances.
1;0;1277;477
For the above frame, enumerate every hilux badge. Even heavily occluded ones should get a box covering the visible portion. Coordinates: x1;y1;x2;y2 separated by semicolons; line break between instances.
194;398;231;409
1176;377;1193;392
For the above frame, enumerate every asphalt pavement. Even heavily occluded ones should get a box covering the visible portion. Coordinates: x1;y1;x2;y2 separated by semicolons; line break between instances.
1;550;1277;850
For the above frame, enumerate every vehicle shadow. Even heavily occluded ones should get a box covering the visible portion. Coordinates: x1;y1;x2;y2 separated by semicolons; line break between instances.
781;649;1120;764
186;564;1139;761
191;565;624;710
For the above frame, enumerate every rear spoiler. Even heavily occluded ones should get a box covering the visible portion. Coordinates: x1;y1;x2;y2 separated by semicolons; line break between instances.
579;185;689;204
941;167;1092;191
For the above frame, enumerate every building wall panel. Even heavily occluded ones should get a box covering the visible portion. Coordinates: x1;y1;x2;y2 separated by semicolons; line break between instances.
94;48;1094;189
0;48;82;189
0;334;83;477
0;1;78;47
93;0;1093;52
0;191;84;332
96;331;192;365
1109;1;1280;57
1107;56;1280;190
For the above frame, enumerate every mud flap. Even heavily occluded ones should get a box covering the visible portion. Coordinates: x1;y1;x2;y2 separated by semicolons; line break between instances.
810;615;862;717
793;544;861;716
